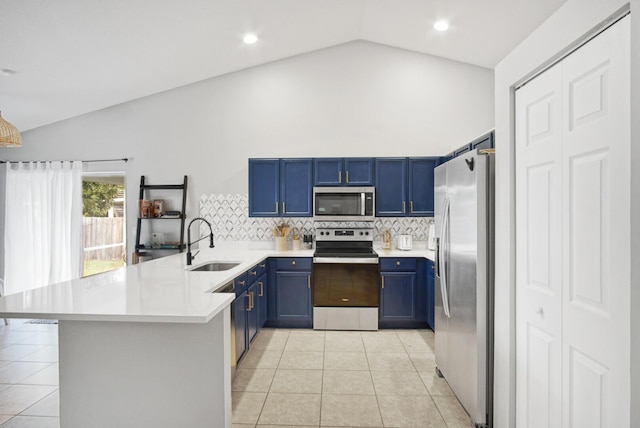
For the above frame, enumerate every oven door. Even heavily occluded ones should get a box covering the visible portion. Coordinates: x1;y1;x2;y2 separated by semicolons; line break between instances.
312;258;379;307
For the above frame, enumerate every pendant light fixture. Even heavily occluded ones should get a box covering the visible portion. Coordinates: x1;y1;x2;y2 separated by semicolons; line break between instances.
0;111;21;147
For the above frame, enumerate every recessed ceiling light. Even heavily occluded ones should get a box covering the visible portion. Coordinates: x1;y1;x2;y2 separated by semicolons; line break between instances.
0;69;16;76
243;33;258;45
433;20;449;32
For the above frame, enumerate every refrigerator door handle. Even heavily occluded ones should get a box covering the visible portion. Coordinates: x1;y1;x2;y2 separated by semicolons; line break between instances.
435;238;440;277
440;197;451;318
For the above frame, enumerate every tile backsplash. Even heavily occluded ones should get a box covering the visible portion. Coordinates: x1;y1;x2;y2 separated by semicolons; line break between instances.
200;194;433;241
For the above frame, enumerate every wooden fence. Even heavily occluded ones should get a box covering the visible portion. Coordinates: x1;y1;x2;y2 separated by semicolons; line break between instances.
83;217;125;261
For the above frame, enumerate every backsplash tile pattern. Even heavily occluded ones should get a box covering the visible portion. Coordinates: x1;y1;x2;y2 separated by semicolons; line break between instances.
200;194;433;241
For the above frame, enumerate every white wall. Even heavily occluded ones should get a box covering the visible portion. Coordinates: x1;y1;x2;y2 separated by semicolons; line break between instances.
0;40;494;262
493;1;637;427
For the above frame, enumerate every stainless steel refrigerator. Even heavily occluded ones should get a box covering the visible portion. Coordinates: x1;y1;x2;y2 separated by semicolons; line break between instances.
434;149;494;428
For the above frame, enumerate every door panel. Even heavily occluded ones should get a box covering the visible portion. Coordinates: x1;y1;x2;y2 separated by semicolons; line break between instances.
516;61;563;428
516;16;630;428
561;17;629;428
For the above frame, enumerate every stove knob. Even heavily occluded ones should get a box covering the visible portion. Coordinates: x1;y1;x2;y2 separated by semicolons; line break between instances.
320;231;324;236
365;231;369;236
359;231;364;236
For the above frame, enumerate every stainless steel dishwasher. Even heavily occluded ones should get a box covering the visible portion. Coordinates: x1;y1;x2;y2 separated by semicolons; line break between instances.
213;281;236;379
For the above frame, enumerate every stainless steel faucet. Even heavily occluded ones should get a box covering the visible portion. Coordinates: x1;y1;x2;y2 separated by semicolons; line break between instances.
186;217;215;265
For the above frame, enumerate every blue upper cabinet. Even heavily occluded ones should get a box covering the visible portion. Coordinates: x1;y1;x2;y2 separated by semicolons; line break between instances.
443;130;495;165
249;158;312;217
408;158;438;217
314;158;343;186
471;130;494;150
280;159;313;217
314;158;373;186
376;157;435;217
375;158;407;216
248;159;280;217
344;158;373;186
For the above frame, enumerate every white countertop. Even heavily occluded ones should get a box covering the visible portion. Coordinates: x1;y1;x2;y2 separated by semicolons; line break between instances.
0;242;433;323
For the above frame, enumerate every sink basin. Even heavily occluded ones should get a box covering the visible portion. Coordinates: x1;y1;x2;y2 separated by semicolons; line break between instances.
190;262;241;272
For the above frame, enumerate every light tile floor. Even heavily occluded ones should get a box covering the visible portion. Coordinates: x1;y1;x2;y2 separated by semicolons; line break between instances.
233;328;472;428
0;319;59;428
0;320;472;428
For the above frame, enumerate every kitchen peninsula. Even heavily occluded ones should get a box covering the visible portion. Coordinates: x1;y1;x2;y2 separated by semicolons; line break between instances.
0;243;434;428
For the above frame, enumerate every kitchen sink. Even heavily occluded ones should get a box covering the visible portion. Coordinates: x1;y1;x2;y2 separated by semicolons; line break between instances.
190;262;241;272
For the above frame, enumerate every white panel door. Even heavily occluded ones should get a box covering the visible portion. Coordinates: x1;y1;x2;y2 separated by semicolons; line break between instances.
560;17;630;428
515;62;563;428
515;16;630;428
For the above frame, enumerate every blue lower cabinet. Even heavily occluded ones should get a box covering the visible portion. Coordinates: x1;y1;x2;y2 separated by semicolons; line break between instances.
379;258;427;329
275;271;312;325
380;272;416;321
256;273;268;328
233;291;248;364
247;282;260;344
427;260;435;330
267;258;313;328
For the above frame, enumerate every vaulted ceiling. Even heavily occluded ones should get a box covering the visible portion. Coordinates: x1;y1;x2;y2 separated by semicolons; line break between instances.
0;0;566;131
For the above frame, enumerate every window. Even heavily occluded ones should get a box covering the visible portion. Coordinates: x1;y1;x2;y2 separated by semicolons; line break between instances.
82;174;126;276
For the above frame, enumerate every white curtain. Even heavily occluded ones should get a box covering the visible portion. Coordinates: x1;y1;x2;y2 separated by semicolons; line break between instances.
3;161;83;295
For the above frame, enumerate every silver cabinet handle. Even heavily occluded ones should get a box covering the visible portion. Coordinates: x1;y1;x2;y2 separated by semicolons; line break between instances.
338;171;342;183
346;171;349;183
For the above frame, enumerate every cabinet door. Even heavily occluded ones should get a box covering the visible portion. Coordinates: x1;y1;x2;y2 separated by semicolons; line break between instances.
247;283;259;343
344;158;374;186
375;158;407;216
380;272;416;320
471;131;494;150
256;273;268;328
314;158;343;186
454;143;472;157
280;159;313;217
275;271;312;322
233;293;248;364
249;159;280;217
427;260;435;329
408;158;438;216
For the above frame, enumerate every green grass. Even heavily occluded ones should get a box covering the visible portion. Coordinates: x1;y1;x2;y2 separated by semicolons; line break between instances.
84;259;126;277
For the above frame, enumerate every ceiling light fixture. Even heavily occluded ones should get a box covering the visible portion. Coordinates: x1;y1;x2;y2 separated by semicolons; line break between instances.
243;33;258;45
0;111;22;147
433;20;449;32
0;69;16;76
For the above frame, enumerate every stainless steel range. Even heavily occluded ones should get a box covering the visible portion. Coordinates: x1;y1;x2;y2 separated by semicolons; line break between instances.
312;227;379;331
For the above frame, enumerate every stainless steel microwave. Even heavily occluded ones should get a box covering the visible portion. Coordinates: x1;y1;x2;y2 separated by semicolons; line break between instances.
313;187;375;222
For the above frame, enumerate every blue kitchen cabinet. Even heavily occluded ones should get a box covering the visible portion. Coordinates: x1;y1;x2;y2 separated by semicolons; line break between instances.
379;258;428;328
454;144;472;157
344;158;374;185
314;158;374;186
376;158;436;217
375;158;407;216
256;272;268;328
441;130;494;165
266;257;313;328
249;158;312;217
247;282;260;344
233;291;248;364
408;157;438;217
427;260;435;330
280;159;313;217
248;159;280;217
471;130;494;150
380;272;416;320
314;158;343;186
